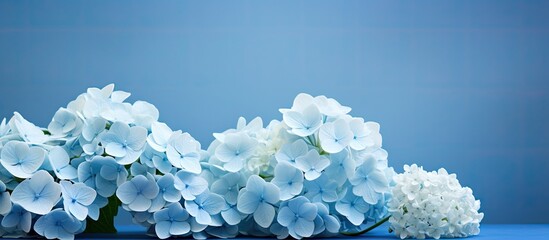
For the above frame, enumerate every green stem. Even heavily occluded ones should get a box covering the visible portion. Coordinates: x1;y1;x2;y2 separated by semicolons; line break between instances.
340;215;391;236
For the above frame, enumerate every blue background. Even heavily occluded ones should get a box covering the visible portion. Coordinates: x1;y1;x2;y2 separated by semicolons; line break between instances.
1;1;548;224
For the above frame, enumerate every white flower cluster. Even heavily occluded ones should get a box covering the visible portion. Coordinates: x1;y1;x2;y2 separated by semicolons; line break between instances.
388;164;484;239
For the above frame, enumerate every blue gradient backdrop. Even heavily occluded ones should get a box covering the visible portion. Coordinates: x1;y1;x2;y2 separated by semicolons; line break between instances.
1;1;548;224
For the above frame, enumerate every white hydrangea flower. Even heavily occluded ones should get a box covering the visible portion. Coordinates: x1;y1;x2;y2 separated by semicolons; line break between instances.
388;164;484;239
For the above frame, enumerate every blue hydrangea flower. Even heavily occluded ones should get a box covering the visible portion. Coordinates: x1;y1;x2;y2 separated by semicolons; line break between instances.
48;146;77;180
153;202;191;239
1;204;31;233
60;181;97;221
166;132;201;174
0;141;45;178
237;175;280;228
156;174;181;203
335;191;370;225
174;170;208;200
147;122;173;152
131;100;159;129
0;181;11;215
116;174;159;212
81;117;106;142
101;121;147;165
34;209;83;240
295;149;330;181
319;118;353;153
282;105;322;137
215;132;258;172
349;155;389;204
348;118;371;151
48;108;83;137
185;192;225;225
78;156;118;197
11;170;61;215
324;149;355;186
143;146;173;174
277;196;318;239
314;202;341;234
211;172;245;205
303;174;338;203
272;162;304;200
274;139;308;165
10;112;48;144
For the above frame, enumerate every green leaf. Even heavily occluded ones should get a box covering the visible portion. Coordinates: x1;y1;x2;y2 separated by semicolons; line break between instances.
84;195;121;233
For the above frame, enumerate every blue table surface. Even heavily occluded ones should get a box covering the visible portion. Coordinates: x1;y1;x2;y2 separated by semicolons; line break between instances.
83;224;548;239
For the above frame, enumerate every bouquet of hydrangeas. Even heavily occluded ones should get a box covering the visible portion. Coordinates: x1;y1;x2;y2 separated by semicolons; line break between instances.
0;85;483;240
0;84;207;239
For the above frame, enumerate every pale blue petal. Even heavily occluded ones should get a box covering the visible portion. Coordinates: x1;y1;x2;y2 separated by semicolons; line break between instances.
202;193;225;214
196;209;212;225
277;207;295;227
155;221;171;239
170;221;190;235
253;203;275;228
126;126;147;150
262;182;280;204
221;207;242;225
298;203;318;221
237;190;259;214
104;142;126;157
116;181;138;204
128;195;151;212
245;175;265;194
294;218;315;238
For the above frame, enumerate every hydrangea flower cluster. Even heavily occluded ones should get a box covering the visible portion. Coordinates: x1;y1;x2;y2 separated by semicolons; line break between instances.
0;86;483;240
203;93;395;239
388;164;484;239
0;84;209;240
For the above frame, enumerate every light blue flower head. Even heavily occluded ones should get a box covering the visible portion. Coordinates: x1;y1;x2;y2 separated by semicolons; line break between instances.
77;156;119;198
215;132;258;172
319;118;353;154
143;146;173;174
101;121;147;165
184;191;225;225
0;141;45;178
48;108;83;138
153;202;191;239
349;154;389;204
11;170;61;215
274;139;308;165
277;196;318;239
295;149;330;181
335;190;370;226
116;174;159;212
1;204;31;233
10;112;49;144
147;122;173;152
211;172;245;205
282;104;322;137
48;146;77;180
34;209;83;240
60;181;97;221
166;132;201;174
156;174;181;203
237;175;280;228
303;174;338;203
271;162;304;201
174;170;208;201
